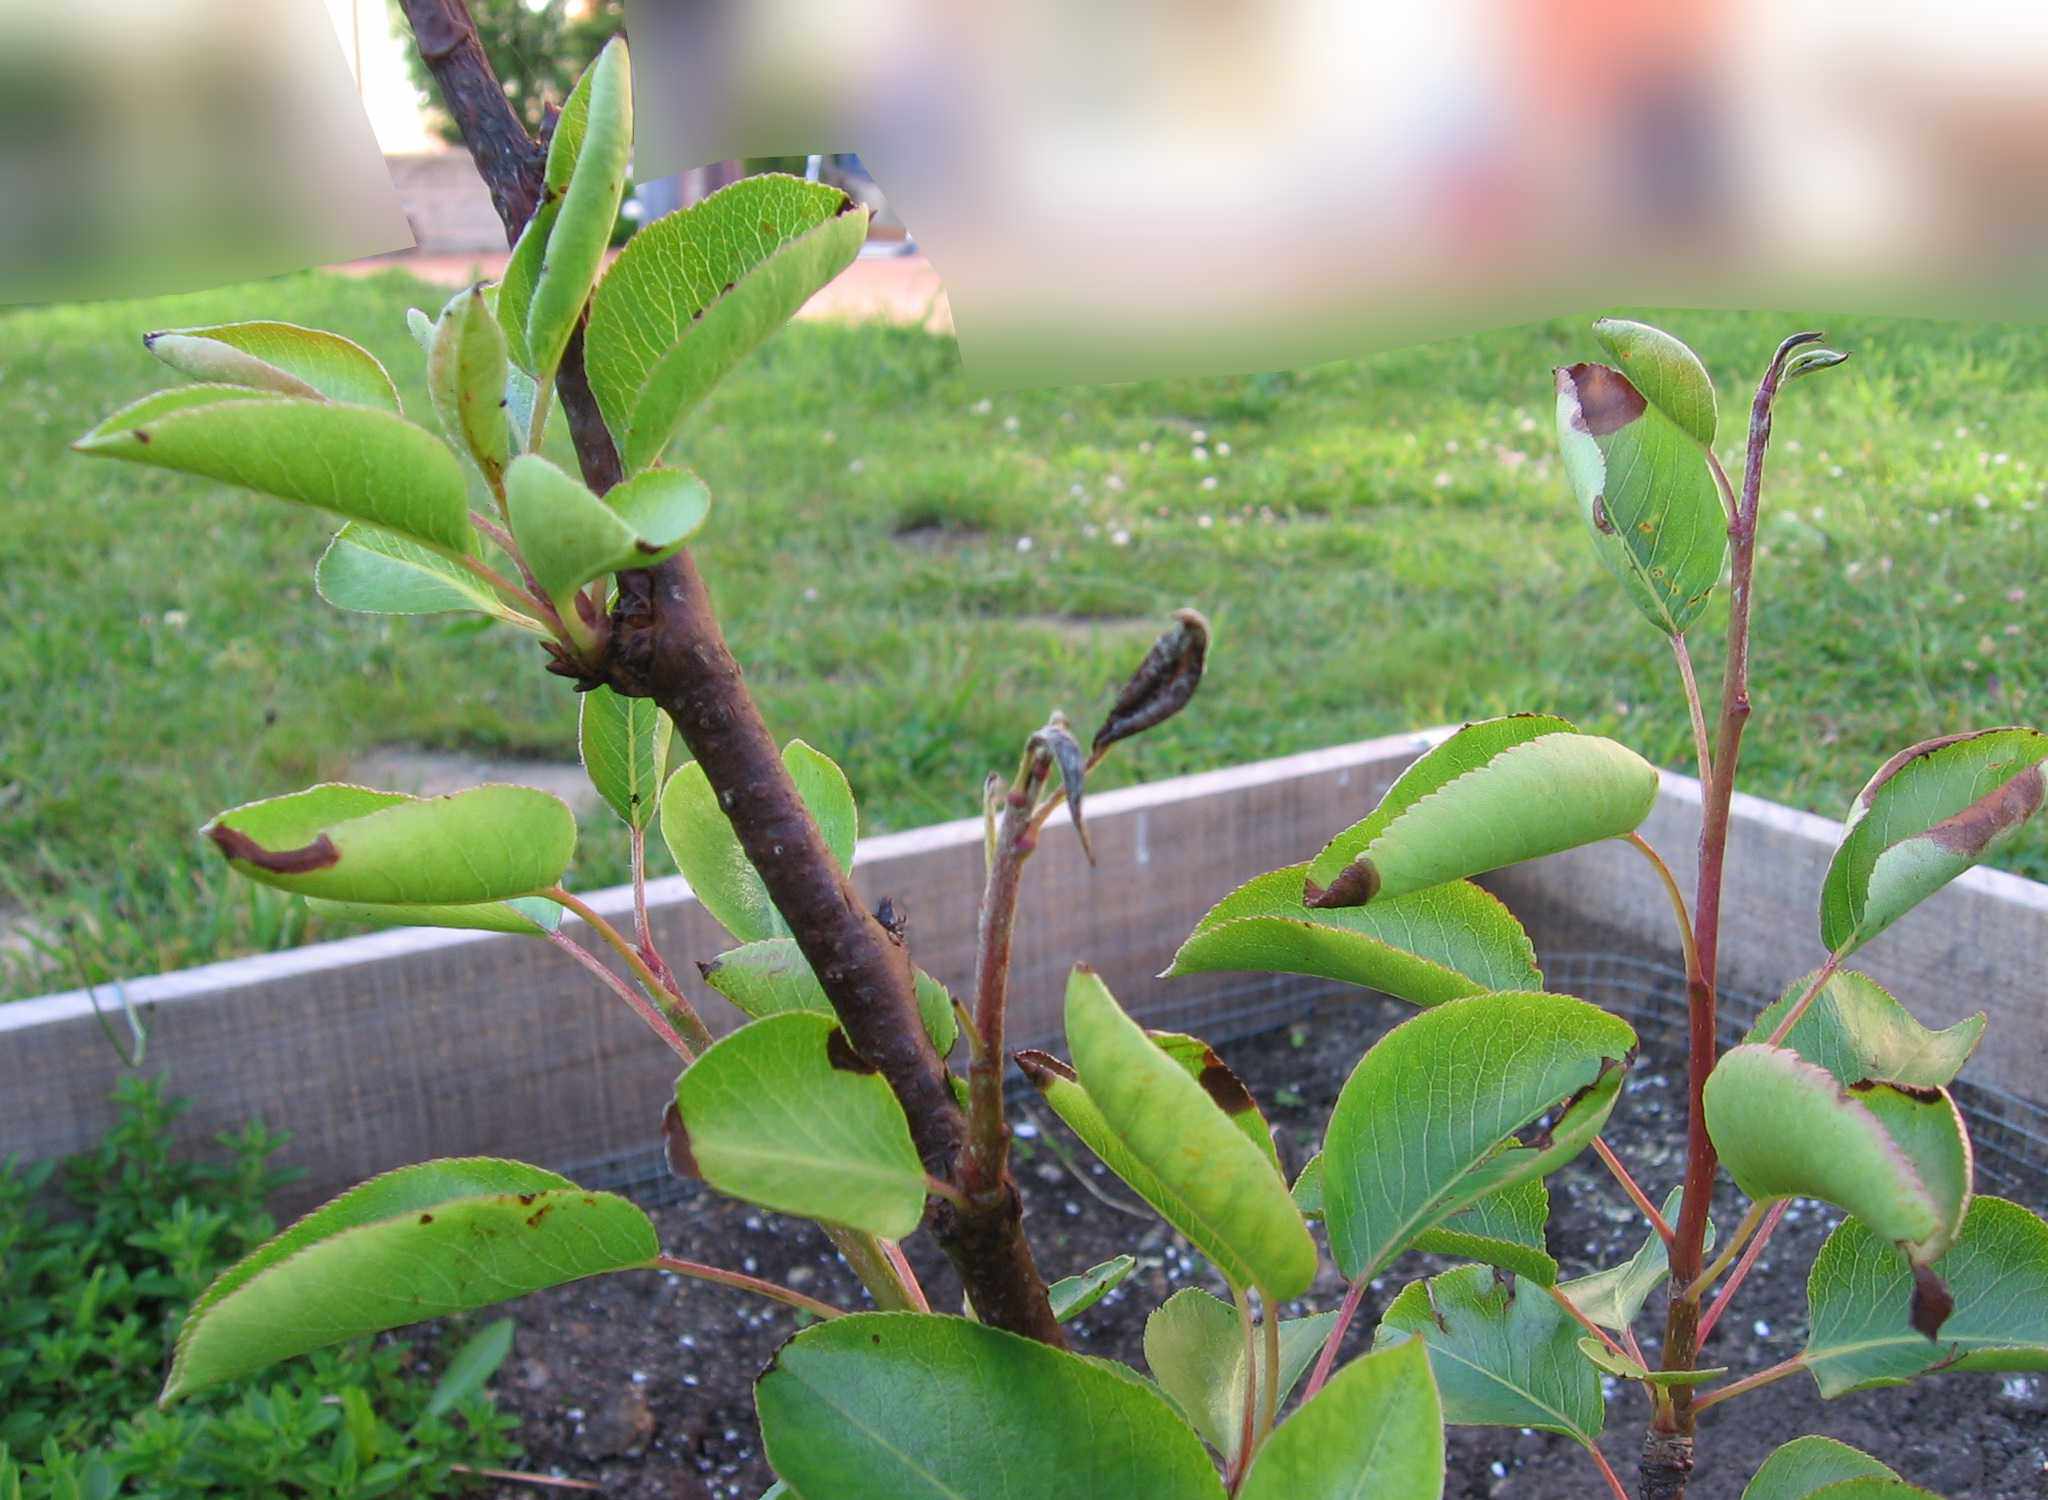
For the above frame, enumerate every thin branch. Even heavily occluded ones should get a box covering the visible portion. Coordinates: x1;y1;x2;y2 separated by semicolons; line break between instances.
1680;1198;1770;1303
650;1253;847;1322
1258;1294;1281;1449
964;747;1049;1197
1546;1283;1632;1364
1651;330;1825;1489
1586;1442;1634;1500
881;1238;933;1313
1623;832;1702;1001
1691;1355;1806;1412
1697;1199;1788;1345
1706;449;1739;522
1670;634;1714;786
1226;1284;1260;1495
629;825;654;956
1592;1137;1677;1248
469;508;517;554
544;930;690;1060
823;1225;924;1313
549;886;714;1053
1763;952;1844;1048
1302;1276;1369;1402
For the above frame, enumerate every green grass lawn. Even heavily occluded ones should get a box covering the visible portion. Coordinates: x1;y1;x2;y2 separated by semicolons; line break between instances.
3;272;2043;999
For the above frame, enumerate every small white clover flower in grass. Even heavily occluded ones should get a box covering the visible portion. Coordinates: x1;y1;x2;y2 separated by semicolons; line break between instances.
1191;446;1208;462
971;397;992;414
1111;528;1131;546
1016;536;1034;553
1106;474;1126;492
1190;428;1207;443
1215;441;1230;457
1200;475;1218;491
1433;471;1452;488
1003;415;1019;433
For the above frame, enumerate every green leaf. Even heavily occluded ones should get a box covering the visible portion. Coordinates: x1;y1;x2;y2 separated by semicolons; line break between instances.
1575;1339;1725;1385
1591;318;1717;448
699;935;958;1056
424;1317;517;1416
1557;1188;1709;1332
406;307;435;352
524;38;631;380
1322;992;1634;1281
144;320;400;411
1238;1338;1444;1500
75;395;476;557
1062;967;1316;1298
756;1312;1224;1500
315;522;531;624
505;455;711;609
427;284;511;485
1703;1044;1969;1265
660;740;856;943
1746;970;1983;1089
1411;1172;1557;1285
544;43;597;193
1819;728;2048;955
1376;1264;1604;1444
1298;1152;1560;1286
587;174;871;472
672;1012;925;1238
1742;1437;1903;1500
1555;356;1728;635
497;200;559;375
1146;1030;1279;1171
303;895;562;937
580;685;674;831
1167;864;1540;1007
163;1158;655;1403
1048;1255;1136;1322
1142;1289;1336;1465
204;782;576;904
1804;1196;2048;1397
1305;717;1658;903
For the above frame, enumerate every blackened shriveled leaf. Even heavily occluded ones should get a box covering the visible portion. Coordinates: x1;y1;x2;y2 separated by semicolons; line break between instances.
1093;608;1209;754
1033;712;1093;863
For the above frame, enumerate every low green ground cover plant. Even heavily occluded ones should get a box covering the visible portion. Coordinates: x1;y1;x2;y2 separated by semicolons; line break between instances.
57;11;2048;1498
0;1079;521;1497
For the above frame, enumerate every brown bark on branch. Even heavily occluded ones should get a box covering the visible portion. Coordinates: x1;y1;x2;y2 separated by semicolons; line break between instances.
396;0;1063;1346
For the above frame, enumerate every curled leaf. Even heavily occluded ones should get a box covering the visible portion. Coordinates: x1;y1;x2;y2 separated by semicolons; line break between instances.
1306;715;1658;905
427;283;512;486
1820;727;2047;955
204;782;576;904
1703;1044;1971;1270
1784;348;1851;382
1554;350;1727;636
144;319;400;411
1092;607;1209;754
1032;712;1092;862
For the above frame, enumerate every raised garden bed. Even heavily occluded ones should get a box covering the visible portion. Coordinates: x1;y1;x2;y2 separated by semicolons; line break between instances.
9;733;2046;1496
468;979;2046;1498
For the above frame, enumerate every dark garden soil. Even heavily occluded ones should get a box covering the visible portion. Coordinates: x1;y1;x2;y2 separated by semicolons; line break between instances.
459;994;2047;1500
